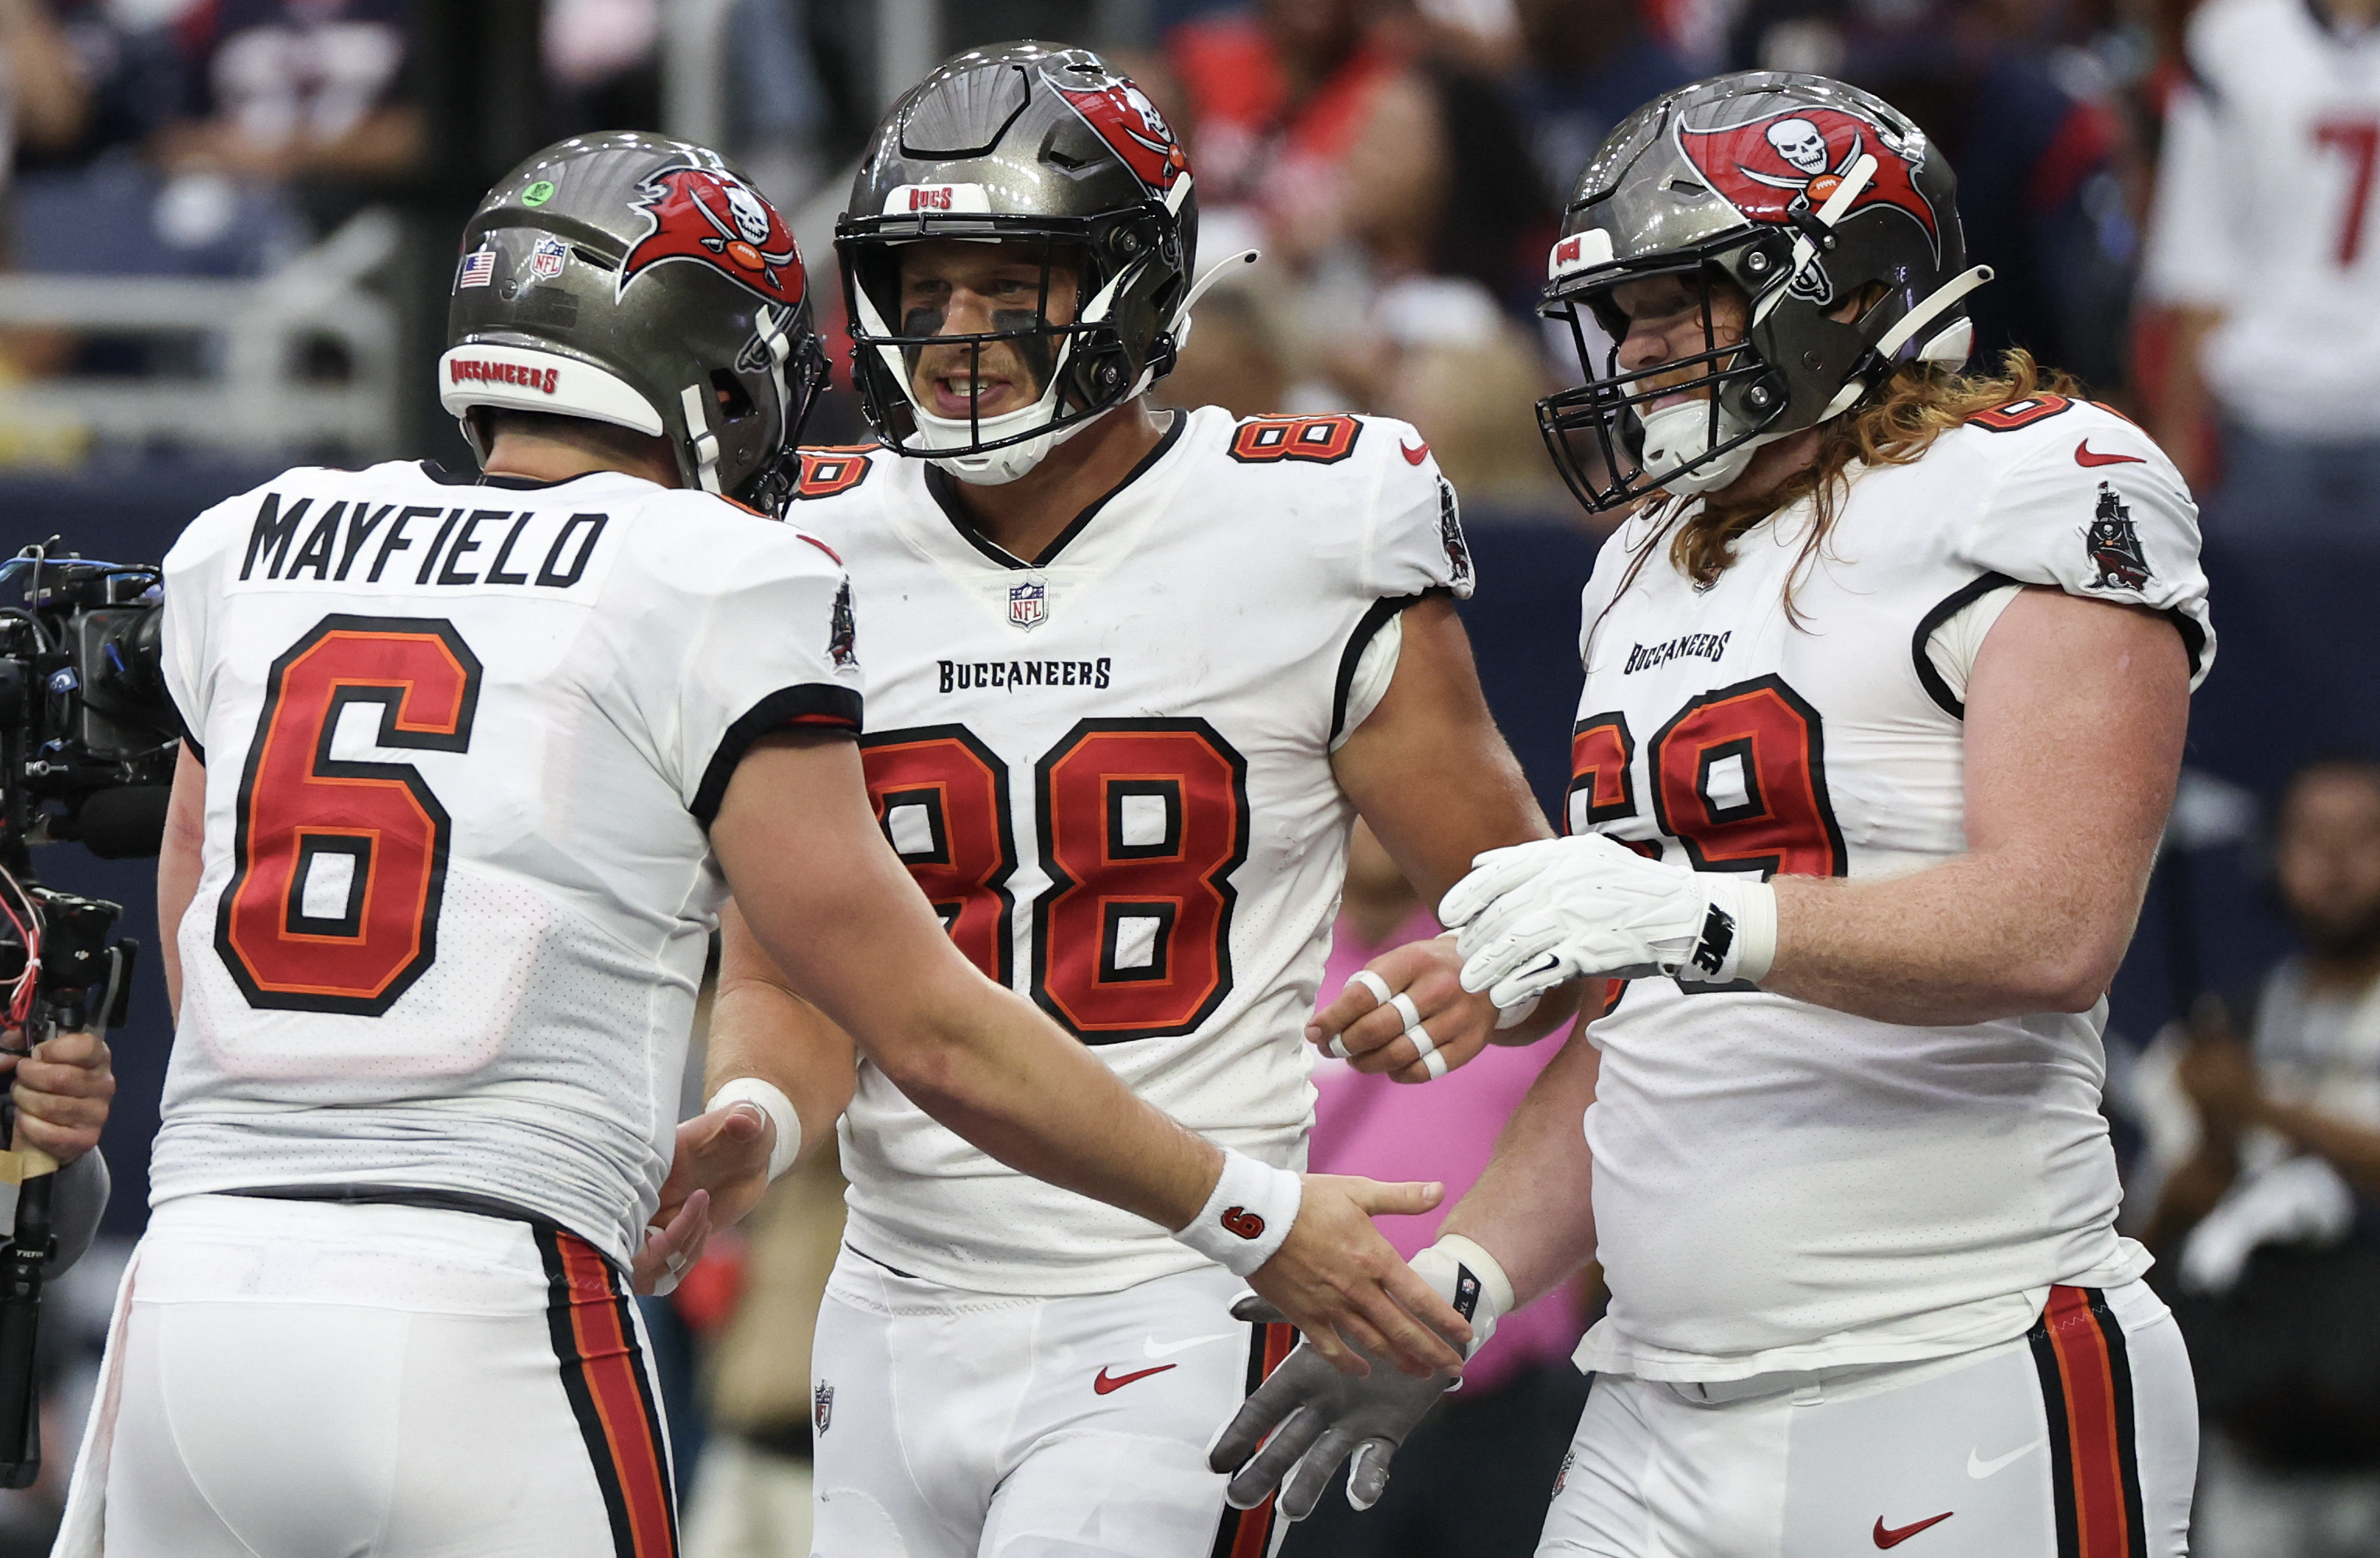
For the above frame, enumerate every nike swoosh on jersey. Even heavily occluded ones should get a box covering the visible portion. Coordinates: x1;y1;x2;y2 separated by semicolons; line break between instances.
1968;1437;2043;1479
1092;1364;1177;1395
1144;1332;1237;1359
2074;439;2144;467
1400;439;1430;465
1873;1512;1954;1549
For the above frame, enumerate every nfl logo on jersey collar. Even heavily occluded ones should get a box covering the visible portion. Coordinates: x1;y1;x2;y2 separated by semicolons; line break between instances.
1008;578;1049;631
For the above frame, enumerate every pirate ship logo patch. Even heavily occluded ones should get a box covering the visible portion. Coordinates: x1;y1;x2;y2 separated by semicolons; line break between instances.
2084;481;2151;591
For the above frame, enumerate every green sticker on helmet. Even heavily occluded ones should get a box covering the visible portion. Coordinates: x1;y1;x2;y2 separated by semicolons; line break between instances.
522;180;555;208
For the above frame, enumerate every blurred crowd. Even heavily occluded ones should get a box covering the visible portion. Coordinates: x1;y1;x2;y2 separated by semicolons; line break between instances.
0;0;2252;507
2;0;2378;1553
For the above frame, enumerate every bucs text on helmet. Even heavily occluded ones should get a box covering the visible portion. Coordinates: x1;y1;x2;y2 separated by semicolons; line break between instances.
1537;72;1994;512
837;41;1200;485
443;132;830;514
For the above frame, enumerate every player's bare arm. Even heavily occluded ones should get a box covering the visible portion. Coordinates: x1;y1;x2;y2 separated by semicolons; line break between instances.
156;739;205;1019
1756;587;2190;1022
1316;595;1579;1082
710;733;1470;1376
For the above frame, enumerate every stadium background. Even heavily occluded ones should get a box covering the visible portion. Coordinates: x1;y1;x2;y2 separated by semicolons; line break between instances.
0;0;2348;1549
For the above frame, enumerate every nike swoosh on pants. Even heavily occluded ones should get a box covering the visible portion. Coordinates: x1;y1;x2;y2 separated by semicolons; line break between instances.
1968;1437;2043;1478
1873;1511;1954;1548
1092;1364;1176;1395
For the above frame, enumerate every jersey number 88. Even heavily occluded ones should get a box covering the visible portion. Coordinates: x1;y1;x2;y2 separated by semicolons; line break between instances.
861;719;1250;1044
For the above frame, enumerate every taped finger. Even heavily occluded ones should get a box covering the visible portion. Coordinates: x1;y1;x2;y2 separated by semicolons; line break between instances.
1328;1035;1351;1060
1348;1439;1397;1511
1387;992;1422;1031
1421;1048;1448;1080
1345;968;1393;1007
1405;1026;1439;1062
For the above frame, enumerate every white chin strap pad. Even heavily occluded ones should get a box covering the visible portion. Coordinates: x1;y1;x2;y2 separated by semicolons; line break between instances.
1638;399;1769;495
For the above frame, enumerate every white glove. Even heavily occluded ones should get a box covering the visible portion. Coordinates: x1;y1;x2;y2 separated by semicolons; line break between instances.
1207;1237;1512;1519
1439;835;1778;1010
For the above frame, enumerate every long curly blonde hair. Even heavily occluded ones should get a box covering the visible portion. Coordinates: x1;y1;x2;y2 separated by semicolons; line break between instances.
1604;350;2084;628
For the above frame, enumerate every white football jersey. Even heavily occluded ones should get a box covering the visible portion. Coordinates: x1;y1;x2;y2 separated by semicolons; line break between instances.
791;404;1474;1294
152;460;863;1265
2141;0;2380;437
1564;398;2215;1381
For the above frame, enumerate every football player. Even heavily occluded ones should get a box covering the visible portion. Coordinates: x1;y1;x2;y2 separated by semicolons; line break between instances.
714;41;1573;1558
54;132;1468;1558
1215;72;2215;1556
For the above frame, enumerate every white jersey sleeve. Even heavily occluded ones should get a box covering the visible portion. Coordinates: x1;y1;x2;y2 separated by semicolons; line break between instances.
1362;422;1477;604
1951;405;2216;688
604;502;863;822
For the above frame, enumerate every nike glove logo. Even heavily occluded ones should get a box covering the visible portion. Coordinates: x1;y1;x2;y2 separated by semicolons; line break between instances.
1968;1438;2042;1478
1873;1512;1953;1548
2075;439;2144;467
1092;1364;1176;1395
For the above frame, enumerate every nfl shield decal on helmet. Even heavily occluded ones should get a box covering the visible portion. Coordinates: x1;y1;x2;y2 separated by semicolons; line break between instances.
530;235;568;281
620;163;806;306
814;1382;833;1434
1008;579;1049;631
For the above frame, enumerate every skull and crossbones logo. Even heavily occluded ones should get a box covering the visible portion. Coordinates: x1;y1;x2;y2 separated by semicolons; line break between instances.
1765;118;1832;177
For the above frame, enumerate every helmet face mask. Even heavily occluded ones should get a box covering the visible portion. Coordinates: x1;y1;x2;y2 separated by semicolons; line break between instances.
838;43;1197;485
1535;72;1982;515
1542;247;1793;510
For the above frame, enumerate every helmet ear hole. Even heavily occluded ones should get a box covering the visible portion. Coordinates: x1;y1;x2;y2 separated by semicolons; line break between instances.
711;369;755;421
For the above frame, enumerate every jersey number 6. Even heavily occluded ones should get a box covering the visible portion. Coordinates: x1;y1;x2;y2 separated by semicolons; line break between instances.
216;615;482;1015
861;718;1249;1044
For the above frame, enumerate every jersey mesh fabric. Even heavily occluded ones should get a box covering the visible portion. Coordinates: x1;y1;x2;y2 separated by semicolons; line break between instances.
795;404;1473;1294
151;462;861;1264
1565;401;2210;1379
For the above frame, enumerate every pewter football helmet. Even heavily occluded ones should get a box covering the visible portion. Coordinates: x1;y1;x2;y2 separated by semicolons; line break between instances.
836;41;1198;485
1537;72;1989;511
444;132;829;513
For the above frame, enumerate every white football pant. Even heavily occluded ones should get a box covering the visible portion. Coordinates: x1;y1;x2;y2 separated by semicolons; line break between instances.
809;1249;1289;1558
1539;1280;2196;1558
52;1195;677;1557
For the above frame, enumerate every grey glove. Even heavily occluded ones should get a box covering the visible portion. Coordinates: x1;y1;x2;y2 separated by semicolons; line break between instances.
1206;1294;1459;1520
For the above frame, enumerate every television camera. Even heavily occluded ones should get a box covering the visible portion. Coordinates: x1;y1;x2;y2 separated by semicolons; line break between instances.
0;539;177;1486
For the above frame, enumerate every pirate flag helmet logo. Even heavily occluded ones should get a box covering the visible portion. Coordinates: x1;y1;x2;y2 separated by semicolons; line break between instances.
1676;105;1943;261
1050;75;1189;196
621;164;805;306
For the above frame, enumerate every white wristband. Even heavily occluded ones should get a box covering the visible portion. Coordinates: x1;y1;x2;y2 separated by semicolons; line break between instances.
1172;1148;1301;1277
1706;876;1779;985
706;1077;801;1182
1411;1233;1516;1359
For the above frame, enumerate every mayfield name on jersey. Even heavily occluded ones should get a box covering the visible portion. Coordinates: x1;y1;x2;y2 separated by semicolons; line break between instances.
152;462;862;1265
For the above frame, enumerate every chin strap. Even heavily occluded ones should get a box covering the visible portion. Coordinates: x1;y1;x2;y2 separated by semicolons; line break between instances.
679;383;723;494
1172;248;1260;352
1754;152;1877;327
1870;264;1996;364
